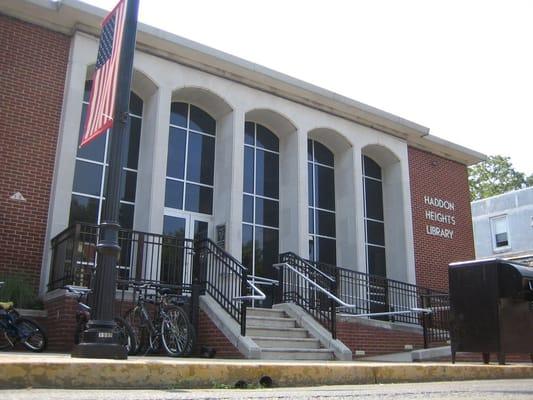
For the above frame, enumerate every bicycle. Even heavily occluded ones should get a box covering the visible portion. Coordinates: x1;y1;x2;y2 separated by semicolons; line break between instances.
124;282;195;357
0;282;47;352
65;285;136;355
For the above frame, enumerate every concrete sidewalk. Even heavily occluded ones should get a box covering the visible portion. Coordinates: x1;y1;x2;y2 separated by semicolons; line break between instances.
1;352;532;389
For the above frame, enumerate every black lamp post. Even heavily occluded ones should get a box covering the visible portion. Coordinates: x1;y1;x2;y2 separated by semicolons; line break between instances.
72;0;139;359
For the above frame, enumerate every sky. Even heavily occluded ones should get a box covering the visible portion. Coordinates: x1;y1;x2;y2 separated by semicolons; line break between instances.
81;0;533;175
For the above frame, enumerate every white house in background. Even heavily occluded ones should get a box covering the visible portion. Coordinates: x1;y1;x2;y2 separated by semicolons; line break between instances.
471;187;533;265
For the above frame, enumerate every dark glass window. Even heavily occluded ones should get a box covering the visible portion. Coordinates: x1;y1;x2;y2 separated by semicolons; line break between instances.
364;178;384;220
163;215;186;238
186;132;215;185
189;104;216;135
167;127;187;179
73;160;102;196
242;122;280;295
363;156;382;180
363;155;386;278
169;102;188;128
255;198;279;228
69;195;98;225
308;139;336;265
185;183;213;214
165;102;216;216
243;195;254;223
255;150;279;199
314;165;335;211
70;81;142;231
165;179;184;209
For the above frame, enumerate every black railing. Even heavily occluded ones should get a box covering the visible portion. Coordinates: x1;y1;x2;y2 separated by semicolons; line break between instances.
421;292;450;348
195;238;249;335
279;253;449;348
278;252;338;338
48;223;195;291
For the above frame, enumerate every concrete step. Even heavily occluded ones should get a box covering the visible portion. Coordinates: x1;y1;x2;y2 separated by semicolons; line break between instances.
246;316;297;329
259;348;335;360
246;326;309;339
246;308;287;319
251;336;322;349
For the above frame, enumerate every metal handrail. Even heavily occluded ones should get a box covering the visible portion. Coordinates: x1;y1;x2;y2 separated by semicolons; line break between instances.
274;262;432;316
233;280;267;301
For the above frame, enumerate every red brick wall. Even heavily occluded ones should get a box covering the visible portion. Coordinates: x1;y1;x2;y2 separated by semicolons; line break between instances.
43;295;78;352
196;310;243;358
408;147;475;292
0;15;70;291
337;319;424;357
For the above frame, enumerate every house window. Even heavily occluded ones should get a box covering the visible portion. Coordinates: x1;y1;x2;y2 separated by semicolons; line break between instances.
491;215;509;250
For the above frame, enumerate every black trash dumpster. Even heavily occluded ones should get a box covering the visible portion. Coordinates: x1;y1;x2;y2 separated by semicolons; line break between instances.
449;259;533;364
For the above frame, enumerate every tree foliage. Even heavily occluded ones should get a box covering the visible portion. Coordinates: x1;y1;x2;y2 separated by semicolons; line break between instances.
468;155;530;201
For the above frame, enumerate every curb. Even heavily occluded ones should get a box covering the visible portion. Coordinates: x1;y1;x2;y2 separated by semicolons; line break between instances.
1;355;533;389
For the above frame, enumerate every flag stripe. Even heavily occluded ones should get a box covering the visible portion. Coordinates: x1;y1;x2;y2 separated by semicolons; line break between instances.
80;0;127;148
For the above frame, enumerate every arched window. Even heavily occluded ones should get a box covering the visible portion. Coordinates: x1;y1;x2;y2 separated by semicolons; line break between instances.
308;139;336;265
164;102;216;216
242;122;279;303
362;155;386;277
70;80;143;230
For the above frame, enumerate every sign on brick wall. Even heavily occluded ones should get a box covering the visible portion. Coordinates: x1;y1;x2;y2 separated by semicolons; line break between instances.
424;195;456;239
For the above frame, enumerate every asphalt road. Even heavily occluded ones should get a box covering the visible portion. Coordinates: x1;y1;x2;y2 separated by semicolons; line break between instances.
3;379;533;400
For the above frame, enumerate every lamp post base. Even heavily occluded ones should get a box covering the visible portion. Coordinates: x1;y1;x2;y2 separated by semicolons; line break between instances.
71;320;127;360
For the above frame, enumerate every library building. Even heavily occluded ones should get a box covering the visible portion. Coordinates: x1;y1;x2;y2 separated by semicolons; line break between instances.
1;0;484;360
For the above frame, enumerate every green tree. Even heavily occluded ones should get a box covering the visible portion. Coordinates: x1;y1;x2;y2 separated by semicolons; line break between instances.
468;155;526;201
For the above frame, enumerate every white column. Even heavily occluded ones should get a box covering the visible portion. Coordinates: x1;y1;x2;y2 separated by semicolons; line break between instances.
353;146;367;273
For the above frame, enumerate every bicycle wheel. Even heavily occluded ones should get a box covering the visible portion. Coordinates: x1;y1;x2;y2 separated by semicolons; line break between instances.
0;330;14;350
124;307;147;355
161;305;190;357
16;318;47;352
113;317;137;356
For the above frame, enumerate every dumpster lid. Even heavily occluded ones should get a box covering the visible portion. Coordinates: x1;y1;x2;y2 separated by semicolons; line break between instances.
450;258;533;279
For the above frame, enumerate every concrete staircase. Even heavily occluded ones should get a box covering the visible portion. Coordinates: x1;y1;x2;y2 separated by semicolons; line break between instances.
246;307;335;360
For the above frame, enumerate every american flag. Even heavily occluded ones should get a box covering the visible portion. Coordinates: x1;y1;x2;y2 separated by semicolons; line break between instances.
80;0;126;148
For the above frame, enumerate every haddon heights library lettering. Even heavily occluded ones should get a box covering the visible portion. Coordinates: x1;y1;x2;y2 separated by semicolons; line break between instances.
424;196;456;240
1;0;484;359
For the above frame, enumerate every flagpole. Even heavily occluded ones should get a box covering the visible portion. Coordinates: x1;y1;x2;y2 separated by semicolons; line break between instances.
72;0;140;359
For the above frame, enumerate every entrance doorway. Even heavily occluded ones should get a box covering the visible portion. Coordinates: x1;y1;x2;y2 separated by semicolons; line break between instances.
162;211;210;286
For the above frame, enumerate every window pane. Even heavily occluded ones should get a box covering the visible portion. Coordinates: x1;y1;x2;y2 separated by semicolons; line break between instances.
77;104;106;162
163;215;186;237
315;165;335;211
129;92;143;116
316;210;335;238
126;116;141;170
307;139;313;161
243;146;254;194
256;124;279;152
365;178;384;220
367;245;386;277
119;202;134;229
83;80;92;102
241;224;254;269
122;170;137;203
185;183;213;214
243;195;254;223
316;237;336;266
308;163;314;206
73;160;102;196
189;105;215;135
256;149;279;199
495;232;508;247
194;220;209;241
254;226;279;279
313;141;334;167
255;197;279;228
170;102;188;128
363;156;382;180
69;195;99;225
308;208;314;234
245;121;255;145
166;127;186;179
165;179;183;209
367;220;385;246
186;132;215;185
